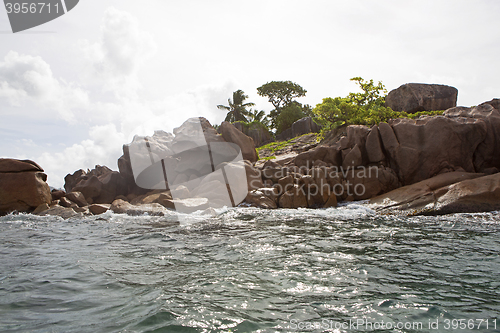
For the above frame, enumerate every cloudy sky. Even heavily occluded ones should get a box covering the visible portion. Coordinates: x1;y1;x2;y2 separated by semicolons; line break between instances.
1;0;499;188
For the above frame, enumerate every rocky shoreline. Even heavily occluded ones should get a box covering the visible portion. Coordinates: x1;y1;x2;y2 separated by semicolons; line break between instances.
1;85;499;219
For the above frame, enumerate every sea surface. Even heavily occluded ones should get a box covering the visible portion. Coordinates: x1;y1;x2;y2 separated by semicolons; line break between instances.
1;204;499;333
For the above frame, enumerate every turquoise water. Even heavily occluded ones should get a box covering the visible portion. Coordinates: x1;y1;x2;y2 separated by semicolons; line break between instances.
0;205;499;333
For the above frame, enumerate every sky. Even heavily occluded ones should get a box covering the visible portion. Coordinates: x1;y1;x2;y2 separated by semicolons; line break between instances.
1;0;499;188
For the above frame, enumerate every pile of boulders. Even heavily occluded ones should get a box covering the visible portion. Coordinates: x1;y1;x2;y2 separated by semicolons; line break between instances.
2;83;499;218
244;85;500;213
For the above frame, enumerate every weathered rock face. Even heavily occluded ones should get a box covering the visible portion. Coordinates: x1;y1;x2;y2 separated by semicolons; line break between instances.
292;117;322;138
444;104;500;173
117;129;174;194
233;122;273;147
480;98;500;111
64;165;113;192
279;185;308;208
64;166;128;204
283;97;500;206
433;172;500;214
64;169;86;193
384;116;487;185
244;189;277;209
39;205;83;219
345;166;400;201
0;159;44;173
89;204;110;215
276;127;293;141
51;189;66;201
118;144;148;196
0;159;51;215
242;162;343;209
386;83;458;113
65;191;89;207
370;172;500;215
294;146;341;168
220;121;258;162
110;199;167;216
276;117;322;141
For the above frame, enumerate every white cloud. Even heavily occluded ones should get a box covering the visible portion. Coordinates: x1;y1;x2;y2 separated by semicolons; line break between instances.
9;4;235;188
80;6;157;99
0;51;89;122
36;80;233;188
37;123;127;188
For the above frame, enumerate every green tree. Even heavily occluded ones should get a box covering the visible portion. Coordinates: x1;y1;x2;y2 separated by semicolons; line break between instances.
313;77;395;131
257;81;307;132
347;77;387;108
275;103;305;133
301;103;313;117
248;109;271;128
257;81;307;110
217;90;255;123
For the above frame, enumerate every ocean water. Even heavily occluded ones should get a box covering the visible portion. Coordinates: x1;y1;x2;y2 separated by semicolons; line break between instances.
0;205;499;333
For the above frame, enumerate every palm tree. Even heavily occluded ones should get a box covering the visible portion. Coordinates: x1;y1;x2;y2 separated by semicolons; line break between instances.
217;90;255;123
248;109;270;128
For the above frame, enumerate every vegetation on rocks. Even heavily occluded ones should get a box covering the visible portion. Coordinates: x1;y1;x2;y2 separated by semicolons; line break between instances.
218;78;445;143
257;81;311;133
313;77;446;140
256;133;318;160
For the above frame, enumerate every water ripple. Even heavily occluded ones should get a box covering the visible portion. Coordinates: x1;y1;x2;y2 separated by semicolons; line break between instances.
0;207;499;332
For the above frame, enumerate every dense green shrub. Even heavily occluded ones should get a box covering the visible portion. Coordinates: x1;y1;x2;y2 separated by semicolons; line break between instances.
275;103;305;134
313;77;445;139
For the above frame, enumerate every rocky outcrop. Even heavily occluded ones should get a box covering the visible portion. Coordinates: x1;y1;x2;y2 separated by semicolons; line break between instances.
294;105;498;187
433;173;500;214
219;121;258;162
256;133;318;167
294;146;341;168
110;199;167;216
0;159;44;173
386;83;458;113
480;98;500;112
344;166;400;200
260;95;500;211
89;204;110;215
233;122;273;147
242;162;342;209
64;169;86;193
444;104;500;174
276;127;293;141
277;117;322;141
65;191;88;207
292;117;322;138
370;172;500;215
383;115;486;185
51;189;66;201
117;118;255;201
244;160;264;190
117;144;149;197
39;205;83;219
245;189;278;209
38;93;500;216
0;159;52;215
67;167;128;204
